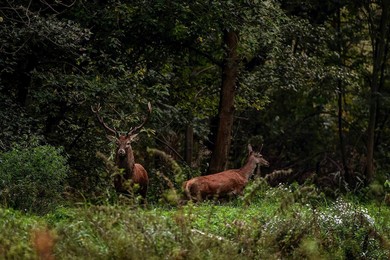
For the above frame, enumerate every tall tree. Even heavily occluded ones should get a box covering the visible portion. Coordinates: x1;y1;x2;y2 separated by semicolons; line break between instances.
365;0;390;182
208;30;239;173
206;1;287;173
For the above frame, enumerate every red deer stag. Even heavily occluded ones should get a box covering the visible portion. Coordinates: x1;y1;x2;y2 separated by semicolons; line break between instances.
92;103;151;202
183;144;269;201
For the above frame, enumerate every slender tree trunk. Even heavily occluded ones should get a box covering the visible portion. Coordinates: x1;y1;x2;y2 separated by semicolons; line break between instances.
16;54;36;106
185;124;193;166
335;4;351;186
366;1;390;183
208;30;239;174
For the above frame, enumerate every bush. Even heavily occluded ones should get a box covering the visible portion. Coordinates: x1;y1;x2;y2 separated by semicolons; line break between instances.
0;145;68;214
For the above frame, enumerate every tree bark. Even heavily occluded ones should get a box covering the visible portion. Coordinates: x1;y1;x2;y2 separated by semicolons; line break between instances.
366;1;390;183
16;54;36;107
185;124;194;166
208;30;239;174
335;3;351;186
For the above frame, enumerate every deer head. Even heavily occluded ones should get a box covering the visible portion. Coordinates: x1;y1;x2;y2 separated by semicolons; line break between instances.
248;144;269;167
91;102;152;160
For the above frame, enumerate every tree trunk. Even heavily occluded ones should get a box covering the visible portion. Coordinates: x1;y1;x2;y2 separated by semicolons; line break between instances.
185;124;193;166
335;3;351;186
366;1;390;183
16;54;36;107
207;30;239;174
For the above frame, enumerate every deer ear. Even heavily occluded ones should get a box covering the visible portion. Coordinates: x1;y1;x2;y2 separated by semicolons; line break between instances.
248;144;253;154
106;135;117;143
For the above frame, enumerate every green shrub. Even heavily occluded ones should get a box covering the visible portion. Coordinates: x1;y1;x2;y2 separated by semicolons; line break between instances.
0;207;42;259
0;145;68;214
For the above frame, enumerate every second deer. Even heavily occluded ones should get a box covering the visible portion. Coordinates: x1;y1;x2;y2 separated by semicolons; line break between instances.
183;144;269;201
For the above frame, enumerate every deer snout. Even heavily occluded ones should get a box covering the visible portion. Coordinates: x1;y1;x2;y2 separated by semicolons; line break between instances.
259;158;269;167
118;148;126;157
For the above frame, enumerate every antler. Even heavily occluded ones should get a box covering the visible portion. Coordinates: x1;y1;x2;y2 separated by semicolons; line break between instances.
127;102;152;136
91;103;119;137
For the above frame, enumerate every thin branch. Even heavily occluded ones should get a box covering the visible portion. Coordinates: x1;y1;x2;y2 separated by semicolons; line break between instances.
155;136;185;163
25;0;32;26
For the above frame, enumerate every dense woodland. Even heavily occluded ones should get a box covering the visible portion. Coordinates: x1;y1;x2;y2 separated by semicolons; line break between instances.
2;0;389;199
1;1;390;259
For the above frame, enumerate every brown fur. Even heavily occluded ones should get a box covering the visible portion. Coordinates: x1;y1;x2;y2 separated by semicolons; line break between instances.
112;135;149;201
31;228;56;260
183;145;269;201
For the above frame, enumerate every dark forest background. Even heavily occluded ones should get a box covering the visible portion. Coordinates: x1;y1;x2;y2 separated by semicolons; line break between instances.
1;0;390;202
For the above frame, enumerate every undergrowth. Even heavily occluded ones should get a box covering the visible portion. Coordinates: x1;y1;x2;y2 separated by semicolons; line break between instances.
0;182;389;259
0;145;68;215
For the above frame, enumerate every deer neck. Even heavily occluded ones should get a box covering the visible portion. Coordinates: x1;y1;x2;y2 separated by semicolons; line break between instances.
116;150;135;176
239;155;258;180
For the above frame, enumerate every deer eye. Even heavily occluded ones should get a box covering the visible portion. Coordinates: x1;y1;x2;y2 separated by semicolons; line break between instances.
126;141;131;146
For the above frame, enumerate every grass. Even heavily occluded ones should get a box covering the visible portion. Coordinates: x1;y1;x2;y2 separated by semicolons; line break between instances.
1;183;389;259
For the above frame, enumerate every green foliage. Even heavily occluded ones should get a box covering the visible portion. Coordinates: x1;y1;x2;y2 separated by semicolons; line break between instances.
0;94;43;151
1;184;389;259
146;147;191;205
1;0;390;198
0;208;42;259
0;145;68;214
